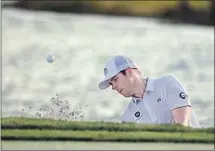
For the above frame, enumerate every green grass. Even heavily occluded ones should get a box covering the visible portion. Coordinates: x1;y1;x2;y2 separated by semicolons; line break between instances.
2;117;214;133
1;117;214;143
2;129;214;143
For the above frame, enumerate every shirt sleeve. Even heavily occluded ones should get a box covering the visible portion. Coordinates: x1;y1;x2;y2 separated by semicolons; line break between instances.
165;75;191;111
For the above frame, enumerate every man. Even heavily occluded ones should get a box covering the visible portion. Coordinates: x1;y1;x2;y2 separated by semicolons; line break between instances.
98;55;200;128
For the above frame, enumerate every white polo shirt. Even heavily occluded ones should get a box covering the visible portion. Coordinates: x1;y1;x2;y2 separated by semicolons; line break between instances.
121;75;201;128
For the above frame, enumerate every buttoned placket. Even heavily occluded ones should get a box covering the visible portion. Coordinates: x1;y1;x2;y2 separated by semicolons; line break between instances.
135;95;158;124
143;95;158;123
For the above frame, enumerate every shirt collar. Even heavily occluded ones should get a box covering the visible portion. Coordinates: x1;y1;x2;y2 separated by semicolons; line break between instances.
132;77;156;104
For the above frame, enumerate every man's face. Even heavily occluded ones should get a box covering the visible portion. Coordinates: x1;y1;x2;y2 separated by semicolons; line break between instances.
108;69;134;97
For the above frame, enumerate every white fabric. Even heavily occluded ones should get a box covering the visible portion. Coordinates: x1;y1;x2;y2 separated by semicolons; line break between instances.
121;75;201;128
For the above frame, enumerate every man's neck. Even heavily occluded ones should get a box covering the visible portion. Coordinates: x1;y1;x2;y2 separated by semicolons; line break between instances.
132;78;148;98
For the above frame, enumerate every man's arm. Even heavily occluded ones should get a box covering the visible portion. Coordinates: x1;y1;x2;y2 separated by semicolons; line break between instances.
171;106;191;126
165;75;192;127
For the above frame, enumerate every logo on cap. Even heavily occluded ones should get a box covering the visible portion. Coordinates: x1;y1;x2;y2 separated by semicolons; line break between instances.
104;68;108;75
179;92;188;99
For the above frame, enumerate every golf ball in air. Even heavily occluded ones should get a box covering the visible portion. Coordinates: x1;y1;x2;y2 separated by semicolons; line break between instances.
47;55;54;63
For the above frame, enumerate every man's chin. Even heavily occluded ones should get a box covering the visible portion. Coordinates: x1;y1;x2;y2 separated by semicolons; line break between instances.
121;93;131;98
117;91;131;98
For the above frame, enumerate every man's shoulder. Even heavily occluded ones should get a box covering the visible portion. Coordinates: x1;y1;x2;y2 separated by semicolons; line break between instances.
155;74;186;92
158;74;177;80
149;74;181;90
151;74;178;83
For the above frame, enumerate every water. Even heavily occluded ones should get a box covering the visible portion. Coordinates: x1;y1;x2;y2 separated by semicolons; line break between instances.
2;8;214;127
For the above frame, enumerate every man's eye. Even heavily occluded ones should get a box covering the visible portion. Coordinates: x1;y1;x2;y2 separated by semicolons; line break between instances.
114;78;118;82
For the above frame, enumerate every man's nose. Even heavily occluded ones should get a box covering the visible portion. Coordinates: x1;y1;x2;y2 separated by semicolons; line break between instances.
112;84;117;90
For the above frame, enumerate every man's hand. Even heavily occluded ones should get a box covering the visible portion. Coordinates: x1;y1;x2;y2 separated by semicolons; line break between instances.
171;106;191;126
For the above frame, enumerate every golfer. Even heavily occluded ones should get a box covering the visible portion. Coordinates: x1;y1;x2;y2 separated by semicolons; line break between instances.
98;55;200;128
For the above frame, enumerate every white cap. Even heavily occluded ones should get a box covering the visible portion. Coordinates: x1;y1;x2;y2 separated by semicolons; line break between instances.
98;55;138;90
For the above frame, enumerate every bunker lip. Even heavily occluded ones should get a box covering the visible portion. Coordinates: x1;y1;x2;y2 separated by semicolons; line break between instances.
2;117;214;144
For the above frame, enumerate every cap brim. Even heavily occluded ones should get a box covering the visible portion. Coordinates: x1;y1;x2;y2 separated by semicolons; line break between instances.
98;70;120;90
98;80;110;90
